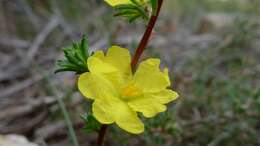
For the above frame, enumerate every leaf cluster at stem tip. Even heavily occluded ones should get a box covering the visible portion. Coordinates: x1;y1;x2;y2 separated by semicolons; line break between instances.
114;0;158;23
55;34;89;74
81;114;102;133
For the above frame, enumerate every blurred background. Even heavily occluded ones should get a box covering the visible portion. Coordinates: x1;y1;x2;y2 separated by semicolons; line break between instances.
0;0;259;146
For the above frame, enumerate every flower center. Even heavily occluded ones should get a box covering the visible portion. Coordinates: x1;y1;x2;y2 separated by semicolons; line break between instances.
121;84;142;98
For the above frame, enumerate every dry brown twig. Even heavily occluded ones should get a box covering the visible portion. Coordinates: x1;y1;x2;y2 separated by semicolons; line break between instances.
0;75;43;99
0;96;56;119
0;37;30;49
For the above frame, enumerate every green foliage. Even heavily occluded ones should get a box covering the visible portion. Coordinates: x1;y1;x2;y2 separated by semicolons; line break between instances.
114;1;149;22
171;36;260;146
227;17;259;47
142;111;180;145
55;34;89;74
106;12;260;144
81;114;102;133
150;0;158;16
113;0;159;22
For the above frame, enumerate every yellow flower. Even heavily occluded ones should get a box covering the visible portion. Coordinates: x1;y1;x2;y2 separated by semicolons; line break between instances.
105;0;148;7
78;46;179;134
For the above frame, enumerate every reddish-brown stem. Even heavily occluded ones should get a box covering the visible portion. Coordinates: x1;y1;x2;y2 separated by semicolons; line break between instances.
131;0;164;69
95;125;108;146
95;0;164;146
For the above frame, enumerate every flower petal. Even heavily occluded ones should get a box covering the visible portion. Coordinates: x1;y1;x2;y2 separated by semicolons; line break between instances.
113;100;144;134
151;89;179;104
127;94;167;118
106;46;131;79
134;59;170;92
88;46;131;80
104;0;131;6
93;96;144;134
87;56;117;74
78;72;117;99
87;46;131;91
92;100;114;124
92;50;105;59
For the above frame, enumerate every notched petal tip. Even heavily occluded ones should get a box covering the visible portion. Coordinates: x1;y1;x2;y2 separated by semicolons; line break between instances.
107;45;131;59
134;58;171;92
163;67;171;85
144;58;161;66
92;50;105;59
87;56;118;74
143;104;167;118
172;91;180;100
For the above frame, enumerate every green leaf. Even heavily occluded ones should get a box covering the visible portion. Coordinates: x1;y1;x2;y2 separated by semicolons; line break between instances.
150;0;158;16
55;34;89;74
129;14;141;22
81;114;101;133
114;4;149;21
54;68;78;74
108;0;158;22
114;10;139;17
63;48;84;67
130;0;141;6
80;34;89;63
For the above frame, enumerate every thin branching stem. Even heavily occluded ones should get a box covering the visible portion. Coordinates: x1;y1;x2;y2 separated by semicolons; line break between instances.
95;125;108;146
131;0;164;69
95;0;164;146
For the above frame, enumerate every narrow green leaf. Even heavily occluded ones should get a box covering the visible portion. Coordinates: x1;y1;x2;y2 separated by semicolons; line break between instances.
114;10;140;17
54;68;77;74
55;34;90;74
115;4;149;21
150;0;158;16
130;0;141;6
80;34;89;63
129;14;141;22
63;48;84;67
115;4;138;10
